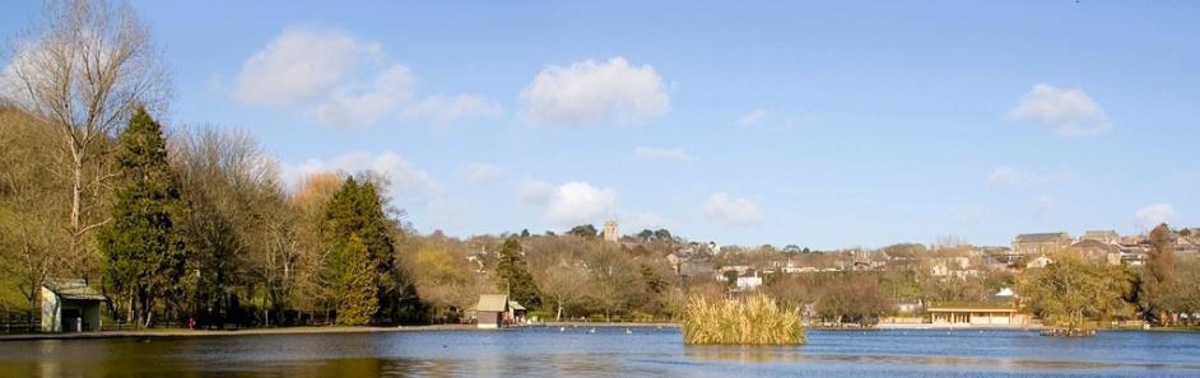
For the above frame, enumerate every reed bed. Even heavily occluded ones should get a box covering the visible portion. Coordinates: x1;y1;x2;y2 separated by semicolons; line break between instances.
682;294;805;346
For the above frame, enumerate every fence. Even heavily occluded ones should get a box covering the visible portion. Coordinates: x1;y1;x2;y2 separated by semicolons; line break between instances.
1;312;39;333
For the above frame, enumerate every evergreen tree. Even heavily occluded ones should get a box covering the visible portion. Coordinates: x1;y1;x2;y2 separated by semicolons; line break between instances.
496;238;541;308
320;176;417;324
1140;223;1177;325
334;236;377;325
567;224;598;238
98;107;184;327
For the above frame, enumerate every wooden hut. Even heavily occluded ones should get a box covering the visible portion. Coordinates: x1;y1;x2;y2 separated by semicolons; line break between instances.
475;294;509;329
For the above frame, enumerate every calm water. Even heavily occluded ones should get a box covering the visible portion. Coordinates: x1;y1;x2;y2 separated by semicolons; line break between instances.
2;328;1199;377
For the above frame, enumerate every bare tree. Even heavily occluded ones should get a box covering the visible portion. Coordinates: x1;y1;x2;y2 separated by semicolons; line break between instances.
0;108;71;325
3;0;170;273
170;126;290;326
538;264;586;321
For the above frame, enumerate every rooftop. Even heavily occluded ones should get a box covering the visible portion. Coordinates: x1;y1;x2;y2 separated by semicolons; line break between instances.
43;278;107;301
928;301;1017;312
476;294;508;312
1014;232;1070;243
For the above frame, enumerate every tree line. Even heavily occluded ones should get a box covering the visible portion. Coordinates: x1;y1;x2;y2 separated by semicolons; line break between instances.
4;1;1199;331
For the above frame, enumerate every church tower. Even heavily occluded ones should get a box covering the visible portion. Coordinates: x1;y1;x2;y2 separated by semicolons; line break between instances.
603;220;619;243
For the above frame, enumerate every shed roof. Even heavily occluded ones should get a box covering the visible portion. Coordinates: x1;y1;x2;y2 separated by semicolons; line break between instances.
477;294;508;312
43;278;107;301
508;301;526;311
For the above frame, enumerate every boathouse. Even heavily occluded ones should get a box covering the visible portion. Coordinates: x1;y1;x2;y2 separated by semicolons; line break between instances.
508;300;527;324
475;294;510;329
927;302;1020;326
41;278;107;333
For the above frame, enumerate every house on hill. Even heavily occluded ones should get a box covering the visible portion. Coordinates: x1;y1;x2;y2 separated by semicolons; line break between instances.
41;278;107;333
1065;239;1122;265
1012;232;1072;256
1081;230;1120;245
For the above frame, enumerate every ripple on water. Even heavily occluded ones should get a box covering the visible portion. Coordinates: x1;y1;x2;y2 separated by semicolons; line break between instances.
3;328;1200;377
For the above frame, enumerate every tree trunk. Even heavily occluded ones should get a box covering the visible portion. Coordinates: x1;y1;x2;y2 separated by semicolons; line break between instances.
68;149;84;268
556;303;563;322
127;296;134;327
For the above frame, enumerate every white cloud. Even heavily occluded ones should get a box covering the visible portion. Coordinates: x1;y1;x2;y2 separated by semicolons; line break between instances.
985;166;1072;189
544;182;619;227
402;94;502;126
1007;83;1112;137
1135;203;1176;230
460;162;508;184
735;109;768;128
520;56;669;127
701;192;764;227
518;180;620;227
518;179;555;205
234;28;497;129
634;147;694;163
234;28;382;107
286;151;443;204
312;64;416;126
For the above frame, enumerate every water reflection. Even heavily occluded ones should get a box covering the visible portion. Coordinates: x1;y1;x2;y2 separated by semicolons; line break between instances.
4;329;1200;377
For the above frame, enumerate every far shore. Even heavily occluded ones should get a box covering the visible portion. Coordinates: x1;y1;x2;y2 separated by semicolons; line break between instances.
536;321;679;328
21;321;1200;342
0;322;680;342
0;324;475;342
873;322;1044;330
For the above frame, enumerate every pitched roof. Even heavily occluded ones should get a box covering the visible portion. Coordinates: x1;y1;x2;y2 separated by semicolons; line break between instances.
476;294;508;312
508;301;526;311
43;278;107;301
1014;232;1070;243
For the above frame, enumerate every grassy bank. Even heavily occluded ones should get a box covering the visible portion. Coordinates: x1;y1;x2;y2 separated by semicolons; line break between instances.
682;295;804;346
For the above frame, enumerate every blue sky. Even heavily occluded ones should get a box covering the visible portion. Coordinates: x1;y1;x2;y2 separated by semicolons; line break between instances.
3;1;1197;249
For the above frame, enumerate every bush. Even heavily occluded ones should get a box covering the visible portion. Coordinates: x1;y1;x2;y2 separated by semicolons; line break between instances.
682;294;805;346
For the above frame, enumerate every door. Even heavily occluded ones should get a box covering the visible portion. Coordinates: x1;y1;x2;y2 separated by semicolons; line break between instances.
61;308;82;332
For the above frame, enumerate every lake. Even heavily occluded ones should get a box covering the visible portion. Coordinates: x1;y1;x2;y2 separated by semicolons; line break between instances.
2;327;1199;377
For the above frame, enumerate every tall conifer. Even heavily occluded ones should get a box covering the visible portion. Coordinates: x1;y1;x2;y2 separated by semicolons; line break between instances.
98;107;184;327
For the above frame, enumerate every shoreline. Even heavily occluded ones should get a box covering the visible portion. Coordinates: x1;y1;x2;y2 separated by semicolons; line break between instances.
536;322;679;328
0;322;677;342
872;323;1043;330
15;322;1196;342
0;324;475;342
